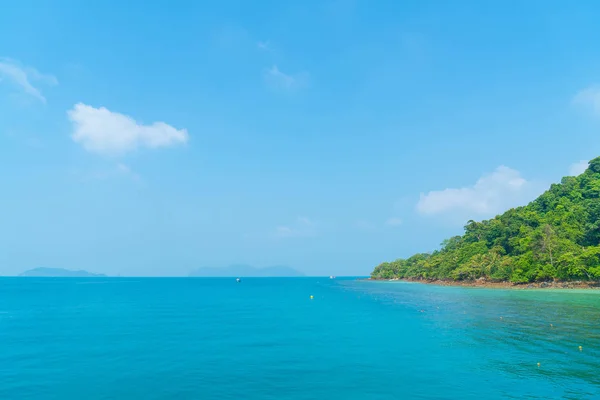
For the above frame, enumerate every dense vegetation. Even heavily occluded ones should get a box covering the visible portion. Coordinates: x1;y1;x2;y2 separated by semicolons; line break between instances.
371;157;600;283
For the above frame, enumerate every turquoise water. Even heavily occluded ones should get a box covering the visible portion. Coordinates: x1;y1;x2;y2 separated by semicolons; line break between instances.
1;278;599;399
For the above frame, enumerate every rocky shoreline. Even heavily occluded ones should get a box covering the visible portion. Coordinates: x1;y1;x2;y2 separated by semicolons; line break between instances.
365;277;600;289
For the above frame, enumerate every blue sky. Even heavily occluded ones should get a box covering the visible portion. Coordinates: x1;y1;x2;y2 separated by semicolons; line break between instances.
2;0;600;276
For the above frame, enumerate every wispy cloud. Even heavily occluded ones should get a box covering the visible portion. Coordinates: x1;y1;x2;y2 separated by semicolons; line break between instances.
211;25;250;48
71;163;142;183
417;166;541;220
569;160;588;176
116;163;141;181
68;103;189;155
355;219;375;231
399;32;427;58
5;130;44;148
573;86;600;115
0;58;57;103
257;40;272;51
385;217;403;227
325;0;357;19
275;216;316;238
264;65;308;91
24;136;44;148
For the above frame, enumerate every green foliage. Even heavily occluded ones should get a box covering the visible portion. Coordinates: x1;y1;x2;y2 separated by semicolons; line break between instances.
371;159;600;283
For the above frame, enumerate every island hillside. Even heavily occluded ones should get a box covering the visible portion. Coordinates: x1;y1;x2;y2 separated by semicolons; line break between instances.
371;157;600;284
20;267;106;277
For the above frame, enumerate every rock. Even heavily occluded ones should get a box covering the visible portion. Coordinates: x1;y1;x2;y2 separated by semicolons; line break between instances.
527;284;534;289
540;282;550;288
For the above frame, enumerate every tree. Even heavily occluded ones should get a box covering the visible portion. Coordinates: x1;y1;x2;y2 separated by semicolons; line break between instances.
532;224;557;270
370;155;600;283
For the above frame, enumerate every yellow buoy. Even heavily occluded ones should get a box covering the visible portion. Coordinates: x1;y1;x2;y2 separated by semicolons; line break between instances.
310;295;314;300
550;324;553;327
537;362;540;368
579;346;583;351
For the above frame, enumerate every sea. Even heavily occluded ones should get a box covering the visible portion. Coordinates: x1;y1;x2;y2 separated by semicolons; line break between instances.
1;277;599;399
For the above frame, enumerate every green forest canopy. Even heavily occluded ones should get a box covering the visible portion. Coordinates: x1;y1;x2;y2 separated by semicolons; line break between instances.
371;157;600;283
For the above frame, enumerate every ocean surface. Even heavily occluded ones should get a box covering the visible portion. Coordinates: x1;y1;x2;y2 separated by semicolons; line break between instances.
1;277;599;399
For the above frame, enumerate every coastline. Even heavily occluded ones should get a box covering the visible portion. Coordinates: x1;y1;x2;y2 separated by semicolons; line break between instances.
364;277;600;290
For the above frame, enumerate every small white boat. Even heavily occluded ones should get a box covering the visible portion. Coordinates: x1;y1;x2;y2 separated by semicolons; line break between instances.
236;278;241;283
329;276;335;279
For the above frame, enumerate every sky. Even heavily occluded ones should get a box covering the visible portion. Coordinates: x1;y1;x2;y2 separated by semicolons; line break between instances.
2;0;600;276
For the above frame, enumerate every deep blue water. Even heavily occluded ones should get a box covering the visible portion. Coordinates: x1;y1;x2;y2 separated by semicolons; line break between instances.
1;277;599;399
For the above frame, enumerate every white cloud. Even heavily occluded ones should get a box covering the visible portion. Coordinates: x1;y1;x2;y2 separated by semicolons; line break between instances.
264;65;307;91
275;216;316;238
569;160;588;176
417;166;538;218
385;217;403;226
573;86;600;115
0;58;57;103
68;103;189;155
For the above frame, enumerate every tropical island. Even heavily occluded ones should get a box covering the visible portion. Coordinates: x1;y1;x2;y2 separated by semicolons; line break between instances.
19;267;106;277
371;157;600;287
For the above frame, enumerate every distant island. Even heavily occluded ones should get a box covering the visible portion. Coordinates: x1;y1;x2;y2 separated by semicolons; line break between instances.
189;264;304;277
371;157;600;286
19;267;106;277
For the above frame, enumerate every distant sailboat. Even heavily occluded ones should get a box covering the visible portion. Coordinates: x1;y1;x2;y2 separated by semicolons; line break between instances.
330;276;335;279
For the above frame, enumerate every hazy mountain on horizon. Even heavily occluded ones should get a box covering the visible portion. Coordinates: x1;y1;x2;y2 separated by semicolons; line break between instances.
19;267;106;277
188;264;304;277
